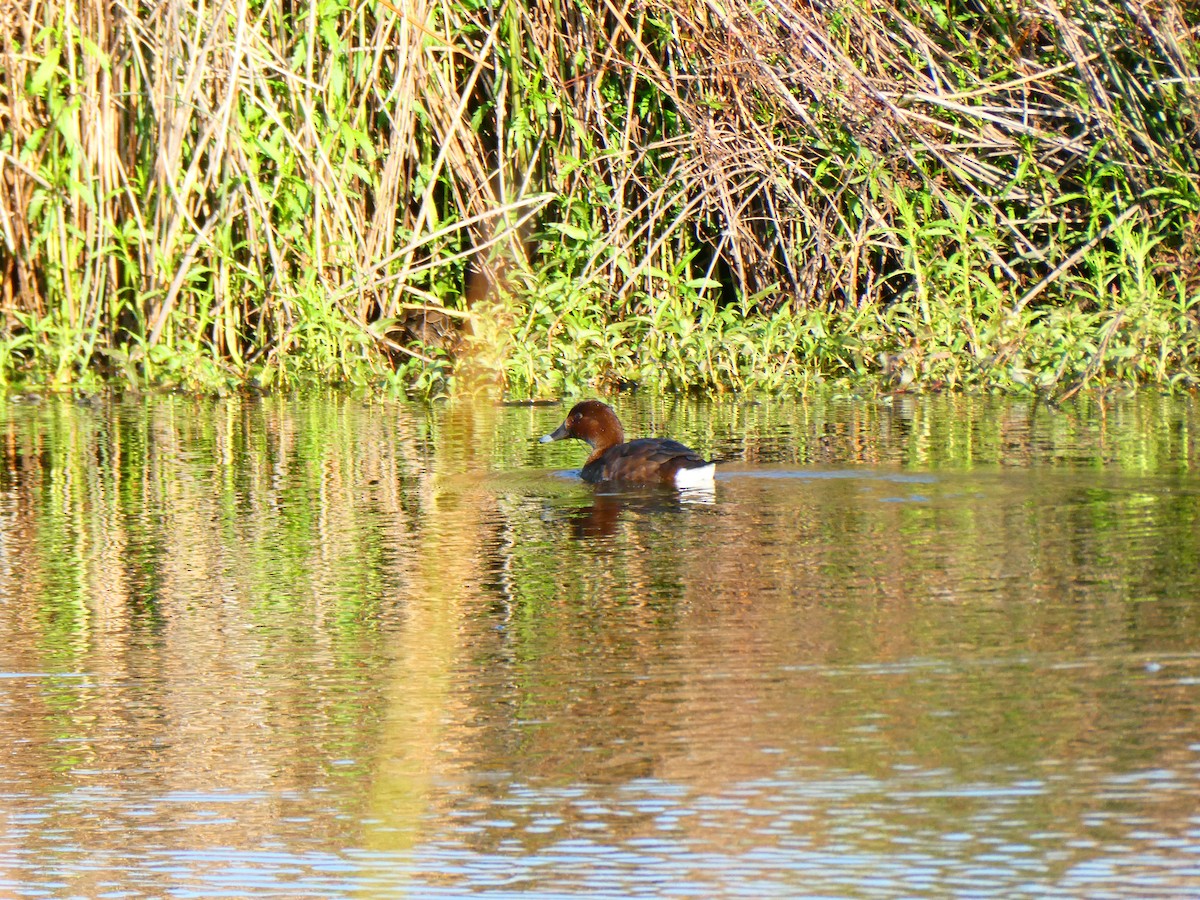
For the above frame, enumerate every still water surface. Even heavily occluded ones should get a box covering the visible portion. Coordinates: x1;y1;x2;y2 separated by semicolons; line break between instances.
1;393;1199;898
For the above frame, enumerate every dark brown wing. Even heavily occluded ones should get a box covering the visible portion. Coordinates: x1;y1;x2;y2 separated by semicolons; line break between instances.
581;439;710;485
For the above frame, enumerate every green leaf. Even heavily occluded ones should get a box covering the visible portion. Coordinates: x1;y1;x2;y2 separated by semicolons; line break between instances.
29;47;61;94
550;223;589;241
80;36;110;72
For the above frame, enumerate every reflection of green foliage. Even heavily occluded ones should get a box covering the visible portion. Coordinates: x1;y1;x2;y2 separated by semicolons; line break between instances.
4;395;431;667
3;394;1200;810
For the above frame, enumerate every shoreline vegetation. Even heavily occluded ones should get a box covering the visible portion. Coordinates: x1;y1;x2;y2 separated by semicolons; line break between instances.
2;0;1199;397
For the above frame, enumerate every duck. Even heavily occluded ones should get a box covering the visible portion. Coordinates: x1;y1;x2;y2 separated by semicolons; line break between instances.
540;400;716;489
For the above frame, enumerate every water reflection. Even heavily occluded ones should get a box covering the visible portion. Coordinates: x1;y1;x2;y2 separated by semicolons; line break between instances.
0;393;1199;897
543;485;716;541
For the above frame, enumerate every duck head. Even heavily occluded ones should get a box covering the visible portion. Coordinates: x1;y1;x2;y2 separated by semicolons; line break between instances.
539;400;625;452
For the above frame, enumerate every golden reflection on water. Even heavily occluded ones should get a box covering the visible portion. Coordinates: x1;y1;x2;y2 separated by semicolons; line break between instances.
0;393;1199;897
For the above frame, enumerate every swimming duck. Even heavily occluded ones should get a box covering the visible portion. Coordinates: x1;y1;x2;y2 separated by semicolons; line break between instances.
540;400;716;489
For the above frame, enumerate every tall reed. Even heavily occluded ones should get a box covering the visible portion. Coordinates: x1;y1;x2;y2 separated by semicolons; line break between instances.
2;0;1198;393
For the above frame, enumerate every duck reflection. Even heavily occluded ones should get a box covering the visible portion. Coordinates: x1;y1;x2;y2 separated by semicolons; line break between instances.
565;486;715;540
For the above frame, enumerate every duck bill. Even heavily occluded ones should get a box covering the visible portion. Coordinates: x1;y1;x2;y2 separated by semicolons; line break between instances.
539;422;569;444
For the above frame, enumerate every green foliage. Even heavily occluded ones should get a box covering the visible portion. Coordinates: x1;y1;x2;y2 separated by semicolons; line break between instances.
1;0;1199;396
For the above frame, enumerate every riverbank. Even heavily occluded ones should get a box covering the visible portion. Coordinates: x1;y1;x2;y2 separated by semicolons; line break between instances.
4;0;1198;396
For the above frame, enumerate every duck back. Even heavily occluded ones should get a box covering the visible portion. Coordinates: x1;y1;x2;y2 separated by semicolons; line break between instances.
582;438;714;487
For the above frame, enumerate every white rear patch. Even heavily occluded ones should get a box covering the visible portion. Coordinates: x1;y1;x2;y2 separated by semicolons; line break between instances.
673;463;716;490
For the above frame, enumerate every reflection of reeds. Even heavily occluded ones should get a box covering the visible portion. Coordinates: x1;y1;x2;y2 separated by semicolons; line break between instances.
1;395;1199;876
0;397;439;840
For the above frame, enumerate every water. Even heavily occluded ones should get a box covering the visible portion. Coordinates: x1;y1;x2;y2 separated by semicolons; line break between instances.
1;392;1199;898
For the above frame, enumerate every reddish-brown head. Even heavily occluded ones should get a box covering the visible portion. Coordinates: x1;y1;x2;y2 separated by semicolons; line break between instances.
539;400;625;452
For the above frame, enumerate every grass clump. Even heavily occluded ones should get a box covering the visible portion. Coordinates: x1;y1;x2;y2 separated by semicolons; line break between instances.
1;0;1198;396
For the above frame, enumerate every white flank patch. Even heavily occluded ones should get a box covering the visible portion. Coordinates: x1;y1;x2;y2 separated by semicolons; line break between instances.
673;463;716;490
